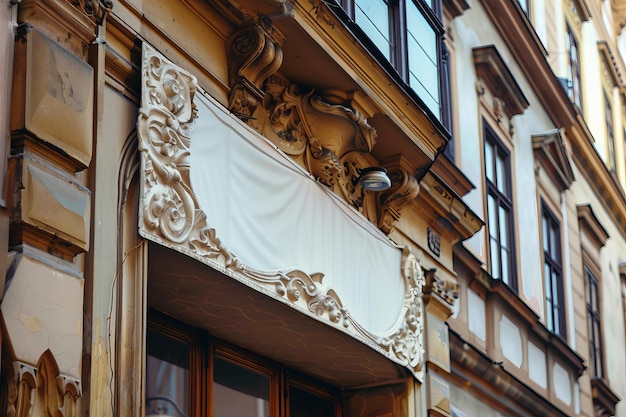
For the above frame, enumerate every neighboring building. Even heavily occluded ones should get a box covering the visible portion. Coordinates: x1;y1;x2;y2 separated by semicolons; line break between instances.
0;1;624;417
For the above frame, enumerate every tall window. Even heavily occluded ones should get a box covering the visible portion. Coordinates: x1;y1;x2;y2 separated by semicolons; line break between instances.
339;0;444;121
146;317;341;417
605;92;617;170
585;266;604;378
566;25;582;110
484;125;516;289
542;204;566;339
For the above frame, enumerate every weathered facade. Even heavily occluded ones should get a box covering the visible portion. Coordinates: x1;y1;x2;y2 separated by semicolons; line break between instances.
0;0;624;417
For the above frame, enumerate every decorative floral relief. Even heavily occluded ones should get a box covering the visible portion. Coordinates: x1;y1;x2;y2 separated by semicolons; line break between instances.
137;43;425;378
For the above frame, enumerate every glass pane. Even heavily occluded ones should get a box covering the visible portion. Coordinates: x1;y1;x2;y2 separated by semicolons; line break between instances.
146;329;190;417
500;248;509;285
485;141;494;182
355;0;391;60
591;281;598;311
487;195;498;237
213;357;270;417
496;152;507;195
498;205;509;249
550;223;558;260
542;216;549;252
406;2;437;60
490;236;500;280
289;385;335;417
406;0;439;117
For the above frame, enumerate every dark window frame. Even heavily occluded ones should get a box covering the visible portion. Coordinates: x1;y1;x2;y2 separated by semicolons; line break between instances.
146;312;342;417
566;24;582;111
483;122;517;291
585;266;604;379
335;0;447;126
541;202;567;340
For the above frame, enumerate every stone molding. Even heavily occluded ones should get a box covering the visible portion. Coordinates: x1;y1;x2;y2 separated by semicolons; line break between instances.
137;43;426;378
7;351;81;417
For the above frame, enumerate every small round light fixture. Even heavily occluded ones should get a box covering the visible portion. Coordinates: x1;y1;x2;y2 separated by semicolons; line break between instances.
357;167;392;191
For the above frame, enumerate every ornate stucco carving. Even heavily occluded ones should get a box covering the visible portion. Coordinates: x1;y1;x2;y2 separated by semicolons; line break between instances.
262;79;377;188
138;43;425;378
225;24;421;234
423;268;459;306
377;156;420;234
227;25;284;123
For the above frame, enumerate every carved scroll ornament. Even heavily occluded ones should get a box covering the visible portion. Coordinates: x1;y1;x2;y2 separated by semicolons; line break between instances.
227;25;284;122
261;79;377;188
138;43;426;378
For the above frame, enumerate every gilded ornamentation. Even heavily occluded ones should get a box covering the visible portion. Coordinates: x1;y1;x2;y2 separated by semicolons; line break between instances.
138;44;425;378
424;269;459;306
227;25;284;123
262;80;377;188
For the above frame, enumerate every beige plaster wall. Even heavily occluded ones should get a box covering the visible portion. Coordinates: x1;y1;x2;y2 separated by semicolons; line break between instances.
1;249;83;378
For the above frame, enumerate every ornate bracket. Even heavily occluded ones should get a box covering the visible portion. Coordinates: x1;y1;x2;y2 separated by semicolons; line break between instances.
424;268;459;306
227;24;284;123
138;43;426;378
377;155;420;234
262;79;377;188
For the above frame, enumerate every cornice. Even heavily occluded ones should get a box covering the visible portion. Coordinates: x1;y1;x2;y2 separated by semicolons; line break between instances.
532;128;576;191
478;0;626;240
473;45;529;118
598;41;623;88
431;155;475;198
591;377;621;417
418;171;484;242
577;204;610;250
443;0;470;20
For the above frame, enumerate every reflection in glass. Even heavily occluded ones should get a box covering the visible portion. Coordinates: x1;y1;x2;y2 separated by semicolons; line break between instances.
146;329;190;417
213;357;270;417
355;0;391;59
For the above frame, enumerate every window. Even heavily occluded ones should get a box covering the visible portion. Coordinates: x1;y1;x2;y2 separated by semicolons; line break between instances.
484;124;516;289
338;0;444;121
585;266;604;378
517;0;529;16
541;203;566;339
146;317;341;417
566;25;582;110
605;92;617;170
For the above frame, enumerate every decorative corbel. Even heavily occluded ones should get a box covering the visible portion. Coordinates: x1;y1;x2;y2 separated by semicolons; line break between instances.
377;155;420;234
262;79;377;189
227;24;284;124
423;268;459;306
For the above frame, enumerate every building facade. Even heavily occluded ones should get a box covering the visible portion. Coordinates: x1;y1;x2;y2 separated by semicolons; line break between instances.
0;0;624;417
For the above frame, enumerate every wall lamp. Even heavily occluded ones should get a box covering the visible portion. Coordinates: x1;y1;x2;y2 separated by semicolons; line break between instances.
355;167;392;191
